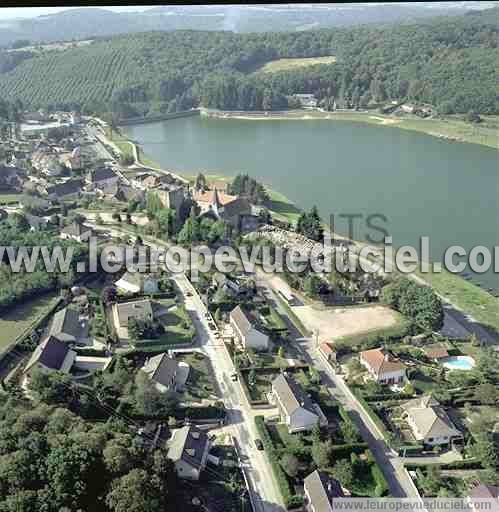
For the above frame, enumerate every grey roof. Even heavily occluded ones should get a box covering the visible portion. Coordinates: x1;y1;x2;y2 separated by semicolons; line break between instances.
115;299;154;327
61;221;92;237
402;396;462;439
272;374;318;417
50;306;88;341
142;353;178;388
89;166;117;183
304;470;344;512
46;178;82;197
469;484;499;499
223;196;252;219
167;426;209;470
25;335;71;373
230;305;253;336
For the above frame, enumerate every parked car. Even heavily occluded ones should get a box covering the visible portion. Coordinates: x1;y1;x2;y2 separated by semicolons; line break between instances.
255;439;264;451
186;291;193;297
230;373;238;382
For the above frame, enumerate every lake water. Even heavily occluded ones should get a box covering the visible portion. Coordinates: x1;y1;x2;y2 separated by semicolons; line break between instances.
124;115;499;290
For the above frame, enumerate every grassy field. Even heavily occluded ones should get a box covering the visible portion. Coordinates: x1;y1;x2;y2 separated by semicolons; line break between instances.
255;56;336;73
0;293;58;352
417;267;499;333
265;188;302;225
0;193;23;205
105;128;135;161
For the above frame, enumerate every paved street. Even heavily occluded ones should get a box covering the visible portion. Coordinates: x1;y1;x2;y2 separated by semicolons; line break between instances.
256;272;422;500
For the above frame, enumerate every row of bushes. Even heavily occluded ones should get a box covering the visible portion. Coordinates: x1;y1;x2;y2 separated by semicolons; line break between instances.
351;387;392;440
363;393;414;402
405;459;482;472
254;416;303;509
371;463;390;497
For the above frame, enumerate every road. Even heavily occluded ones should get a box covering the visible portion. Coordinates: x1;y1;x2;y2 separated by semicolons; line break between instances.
88;223;284;512
256;272;422;500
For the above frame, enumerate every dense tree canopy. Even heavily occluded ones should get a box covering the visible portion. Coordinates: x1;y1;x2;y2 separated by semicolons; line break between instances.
0;395;173;511
381;278;444;332
0;8;496;116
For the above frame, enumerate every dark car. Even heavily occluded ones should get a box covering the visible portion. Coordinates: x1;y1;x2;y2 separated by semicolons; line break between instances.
255;439;264;451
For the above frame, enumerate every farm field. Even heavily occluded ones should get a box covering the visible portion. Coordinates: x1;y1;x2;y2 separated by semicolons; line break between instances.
255;55;336;73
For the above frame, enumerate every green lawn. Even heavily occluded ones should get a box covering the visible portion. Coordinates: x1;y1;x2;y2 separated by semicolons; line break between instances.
417;268;499;334
0;193;23;205
265;189;302;225
0;293;59;352
177;352;217;402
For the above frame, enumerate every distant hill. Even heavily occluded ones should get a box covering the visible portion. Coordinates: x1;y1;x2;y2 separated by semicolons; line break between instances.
0;8;497;116
0;3;495;47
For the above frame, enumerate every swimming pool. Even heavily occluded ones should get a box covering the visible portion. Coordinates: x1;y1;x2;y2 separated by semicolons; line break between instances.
442;356;476;371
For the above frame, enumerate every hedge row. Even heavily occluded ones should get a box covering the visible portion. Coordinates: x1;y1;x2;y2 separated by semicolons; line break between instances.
330;443;369;458
364;393;414;402
405;459;482;471
351;388;392;440
254;416;303;510
371;463;390;497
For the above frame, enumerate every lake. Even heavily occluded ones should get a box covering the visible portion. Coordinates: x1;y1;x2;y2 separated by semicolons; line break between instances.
124;115;499;290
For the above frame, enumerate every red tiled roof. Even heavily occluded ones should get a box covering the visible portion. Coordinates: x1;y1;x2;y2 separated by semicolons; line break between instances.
360;348;405;375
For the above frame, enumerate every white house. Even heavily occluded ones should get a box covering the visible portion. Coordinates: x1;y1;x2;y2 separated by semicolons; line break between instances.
60;221;93;243
167;426;212;480
304;470;345;512
115;271;159;295
112;299;154;340
230;305;269;351
272;374;328;434
401;396;463;447
359;347;406;385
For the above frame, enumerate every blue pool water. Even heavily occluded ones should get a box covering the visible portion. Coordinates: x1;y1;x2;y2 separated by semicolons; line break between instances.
442;356;476;371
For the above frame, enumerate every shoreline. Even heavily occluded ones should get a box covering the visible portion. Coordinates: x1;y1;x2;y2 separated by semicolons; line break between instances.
112;125;499;333
201;109;499;150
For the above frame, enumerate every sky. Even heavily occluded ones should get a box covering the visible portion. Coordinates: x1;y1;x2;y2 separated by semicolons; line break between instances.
0;7;156;20
0;2;493;20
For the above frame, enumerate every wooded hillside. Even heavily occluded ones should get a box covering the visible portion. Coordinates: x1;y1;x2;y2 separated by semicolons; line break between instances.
0;8;497;116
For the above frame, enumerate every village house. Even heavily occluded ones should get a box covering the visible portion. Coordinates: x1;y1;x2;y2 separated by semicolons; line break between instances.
467;483;499;512
359;347;406;385
112;299;155;339
0;165;26;191
319;342;337;365
424;346;449;362
86;166;119;191
304;470;345;512
49;306;90;345
23;336;77;377
229;305;269;351
401;396;463;447
271;374;328;434
294;93;318;109
60;221;94;242
45;178;82;201
167;425;212;480
115;270;159;295
141;353;180;394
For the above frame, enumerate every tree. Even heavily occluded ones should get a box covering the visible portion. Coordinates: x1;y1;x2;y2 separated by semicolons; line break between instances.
474;383;498;405
465;111;481;123
28;369;73;405
194;172;207;191
311;440;333;469
102;286;117;305
332;459;354;488
280;453;299;478
106;468;163;512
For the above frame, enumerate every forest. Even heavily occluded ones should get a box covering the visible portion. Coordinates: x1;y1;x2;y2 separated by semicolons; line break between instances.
0;7;497;117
